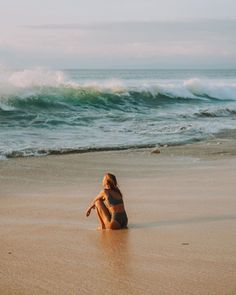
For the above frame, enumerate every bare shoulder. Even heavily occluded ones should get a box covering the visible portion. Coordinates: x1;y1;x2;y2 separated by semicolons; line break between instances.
98;190;107;199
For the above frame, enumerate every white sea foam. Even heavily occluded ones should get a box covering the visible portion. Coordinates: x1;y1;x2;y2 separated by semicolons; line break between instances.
0;68;66;102
0;102;15;111
70;77;236;101
0;67;236;102
1;68;65;88
184;78;236;100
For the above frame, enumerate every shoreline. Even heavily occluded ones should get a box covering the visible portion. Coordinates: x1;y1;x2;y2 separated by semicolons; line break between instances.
1;139;236;294
2;132;236;160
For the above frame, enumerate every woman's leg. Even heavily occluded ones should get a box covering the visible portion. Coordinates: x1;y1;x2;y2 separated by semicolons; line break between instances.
95;200;111;229
95;207;106;229
95;200;122;230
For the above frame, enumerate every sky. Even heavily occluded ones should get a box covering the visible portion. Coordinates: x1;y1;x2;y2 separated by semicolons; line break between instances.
0;0;236;69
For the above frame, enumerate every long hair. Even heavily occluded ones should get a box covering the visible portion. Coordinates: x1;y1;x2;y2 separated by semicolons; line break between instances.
105;173;123;197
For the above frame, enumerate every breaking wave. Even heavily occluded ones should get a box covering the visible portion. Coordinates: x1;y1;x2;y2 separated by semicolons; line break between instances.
1;68;236;159
0;68;236;113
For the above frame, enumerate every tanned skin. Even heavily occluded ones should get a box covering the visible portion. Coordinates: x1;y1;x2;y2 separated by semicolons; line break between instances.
85;175;125;230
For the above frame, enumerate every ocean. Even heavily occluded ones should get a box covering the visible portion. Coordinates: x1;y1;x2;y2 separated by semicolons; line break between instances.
0;68;235;159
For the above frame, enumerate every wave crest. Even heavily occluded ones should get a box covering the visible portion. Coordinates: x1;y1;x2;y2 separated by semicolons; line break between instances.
184;78;236;100
0;68;236;110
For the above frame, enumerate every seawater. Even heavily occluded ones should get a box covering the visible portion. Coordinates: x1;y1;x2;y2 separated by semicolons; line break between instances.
0;68;236;159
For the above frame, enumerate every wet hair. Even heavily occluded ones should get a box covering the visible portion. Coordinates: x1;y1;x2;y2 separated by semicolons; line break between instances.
104;173;123;197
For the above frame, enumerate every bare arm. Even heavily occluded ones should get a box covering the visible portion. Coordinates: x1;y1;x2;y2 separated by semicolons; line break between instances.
85;191;105;217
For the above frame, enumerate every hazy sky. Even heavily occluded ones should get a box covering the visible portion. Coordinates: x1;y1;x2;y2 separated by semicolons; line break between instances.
0;0;236;69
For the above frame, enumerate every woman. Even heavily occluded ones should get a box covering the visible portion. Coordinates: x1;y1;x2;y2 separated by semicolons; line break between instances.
86;173;128;230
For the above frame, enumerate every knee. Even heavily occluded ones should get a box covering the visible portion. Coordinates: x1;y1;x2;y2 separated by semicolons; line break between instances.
94;199;103;208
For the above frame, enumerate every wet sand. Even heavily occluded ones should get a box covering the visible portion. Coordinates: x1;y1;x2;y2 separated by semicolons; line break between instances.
0;139;236;295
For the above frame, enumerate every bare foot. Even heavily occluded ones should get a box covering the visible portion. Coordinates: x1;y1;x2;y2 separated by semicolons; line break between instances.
96;227;105;230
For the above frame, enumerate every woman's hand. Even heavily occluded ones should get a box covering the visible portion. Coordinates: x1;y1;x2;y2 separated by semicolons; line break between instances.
86;191;104;217
86;207;91;217
85;204;95;217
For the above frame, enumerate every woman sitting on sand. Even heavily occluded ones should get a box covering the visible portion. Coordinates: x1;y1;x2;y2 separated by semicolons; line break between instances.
86;173;128;230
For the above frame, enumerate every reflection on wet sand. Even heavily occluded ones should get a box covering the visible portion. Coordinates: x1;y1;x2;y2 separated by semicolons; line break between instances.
96;230;133;291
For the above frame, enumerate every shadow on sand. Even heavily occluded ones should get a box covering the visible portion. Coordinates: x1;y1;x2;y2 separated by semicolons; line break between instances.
128;214;236;229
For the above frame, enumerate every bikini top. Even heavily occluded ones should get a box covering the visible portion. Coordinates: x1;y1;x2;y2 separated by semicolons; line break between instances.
105;189;123;206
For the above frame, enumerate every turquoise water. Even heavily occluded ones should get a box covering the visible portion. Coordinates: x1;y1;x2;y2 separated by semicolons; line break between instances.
0;69;236;159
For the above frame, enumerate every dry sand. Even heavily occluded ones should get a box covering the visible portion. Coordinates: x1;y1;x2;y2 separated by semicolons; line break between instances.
0;139;236;295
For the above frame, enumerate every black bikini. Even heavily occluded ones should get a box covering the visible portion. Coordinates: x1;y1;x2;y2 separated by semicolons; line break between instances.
107;193;124;206
112;211;128;228
105;190;128;228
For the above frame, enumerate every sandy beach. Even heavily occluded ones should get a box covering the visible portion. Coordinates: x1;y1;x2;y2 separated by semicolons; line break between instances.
1;139;236;295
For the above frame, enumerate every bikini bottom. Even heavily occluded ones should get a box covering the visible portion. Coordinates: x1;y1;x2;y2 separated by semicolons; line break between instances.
112;211;128;228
